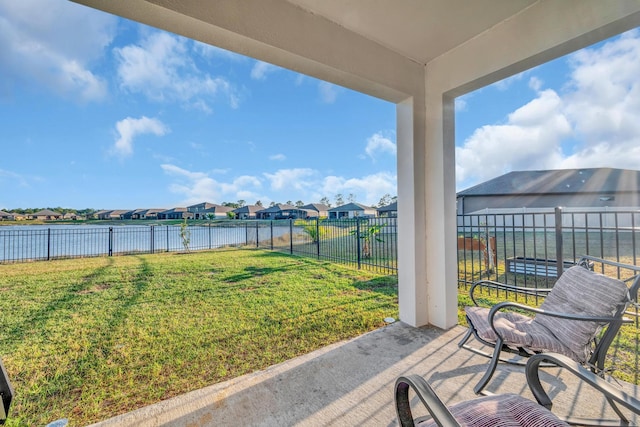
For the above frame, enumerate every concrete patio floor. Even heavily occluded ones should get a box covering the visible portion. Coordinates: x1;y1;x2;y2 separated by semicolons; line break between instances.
90;322;640;426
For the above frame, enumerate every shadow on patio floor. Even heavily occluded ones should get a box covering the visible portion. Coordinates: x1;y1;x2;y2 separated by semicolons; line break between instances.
89;323;640;426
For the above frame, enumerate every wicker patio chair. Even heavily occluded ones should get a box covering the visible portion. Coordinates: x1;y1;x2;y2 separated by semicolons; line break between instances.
395;352;640;426
458;255;640;399
0;357;13;425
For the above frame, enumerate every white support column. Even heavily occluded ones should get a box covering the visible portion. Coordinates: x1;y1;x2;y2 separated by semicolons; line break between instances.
397;97;429;327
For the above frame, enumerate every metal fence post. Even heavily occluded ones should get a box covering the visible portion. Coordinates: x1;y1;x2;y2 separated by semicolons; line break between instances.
356;217;361;269
289;219;293;254
555;207;564;276
256;221;259;248
150;225;155;253
208;224;212;249
108;227;113;256
47;228;51;261
316;217;320;259
270;221;274;250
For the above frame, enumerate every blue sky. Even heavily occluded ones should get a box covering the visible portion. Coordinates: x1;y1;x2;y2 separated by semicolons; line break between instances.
1;1;639;211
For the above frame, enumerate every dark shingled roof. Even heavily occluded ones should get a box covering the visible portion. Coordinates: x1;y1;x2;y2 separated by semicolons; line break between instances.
457;168;640;197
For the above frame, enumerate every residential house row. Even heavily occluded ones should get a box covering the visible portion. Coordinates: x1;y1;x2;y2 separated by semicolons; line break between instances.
1;202;397;221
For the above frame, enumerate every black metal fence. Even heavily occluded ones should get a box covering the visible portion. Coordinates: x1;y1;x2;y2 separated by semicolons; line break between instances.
457;208;640;290
3;209;639;283
0;218;397;274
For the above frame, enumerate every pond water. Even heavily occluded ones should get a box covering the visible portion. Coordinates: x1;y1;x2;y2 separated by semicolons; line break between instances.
0;223;289;262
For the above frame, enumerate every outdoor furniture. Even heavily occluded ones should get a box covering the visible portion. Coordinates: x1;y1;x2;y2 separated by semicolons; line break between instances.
0;357;13;425
458;255;640;396
395;352;640;426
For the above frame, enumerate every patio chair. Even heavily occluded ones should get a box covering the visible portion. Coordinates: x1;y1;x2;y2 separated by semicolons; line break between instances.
395;352;640;426
0;357;13;425
458;255;640;396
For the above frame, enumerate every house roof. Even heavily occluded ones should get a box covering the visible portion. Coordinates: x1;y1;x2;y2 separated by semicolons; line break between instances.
0;210;13;217
328;202;375;212
457;168;640;197
109;210;133;216
159;207;188;214
377;202;398;212
187;202;217;210
233;205;262;214
257;204;298;213
302;203;330;212
32;209;62;216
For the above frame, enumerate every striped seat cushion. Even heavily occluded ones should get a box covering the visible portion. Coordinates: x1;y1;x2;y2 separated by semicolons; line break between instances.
418;394;569;427
533;265;628;362
465;306;576;359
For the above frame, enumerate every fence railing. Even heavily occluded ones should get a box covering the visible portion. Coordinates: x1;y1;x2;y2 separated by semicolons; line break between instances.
0;218;398;274
457;207;640;290
2;208;638;284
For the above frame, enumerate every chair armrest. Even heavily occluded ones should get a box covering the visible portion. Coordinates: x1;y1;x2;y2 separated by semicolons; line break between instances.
469;280;552;306
487;301;630;340
526;352;640;415
395;375;461;427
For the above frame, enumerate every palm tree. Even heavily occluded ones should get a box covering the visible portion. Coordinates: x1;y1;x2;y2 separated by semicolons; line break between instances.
350;222;385;258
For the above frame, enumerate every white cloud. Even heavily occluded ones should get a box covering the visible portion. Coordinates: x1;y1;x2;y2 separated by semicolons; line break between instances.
318;81;339;104
263;168;317;191
365;132;396;161
455;97;468;112
0;0;115;102
112;116;169;158
456;89;570;186
161;164;263;206
114;31;239;111
161;164;396;207
528;76;543;91
318;172;397;206
457;29;640;190
269;154;286;161
0;168;30;188
250;60;279;80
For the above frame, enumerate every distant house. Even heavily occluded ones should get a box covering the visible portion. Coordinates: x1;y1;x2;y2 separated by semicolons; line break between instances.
187;202;233;219
29;209;63;220
94;210;134;220
0;210;15;220
94;210;112;220
63;212;79;220
456;168;640;215
232;205;261;219
157;207;194;220
256;204;311;220
377;201;397;217
301;203;330;218
131;208;165;220
328;203;377;219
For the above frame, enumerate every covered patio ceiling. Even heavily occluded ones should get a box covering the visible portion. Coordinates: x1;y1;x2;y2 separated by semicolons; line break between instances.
73;0;640;329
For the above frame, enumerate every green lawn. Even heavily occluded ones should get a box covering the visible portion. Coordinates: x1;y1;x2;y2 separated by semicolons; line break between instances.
0;249;397;426
2;249;638;426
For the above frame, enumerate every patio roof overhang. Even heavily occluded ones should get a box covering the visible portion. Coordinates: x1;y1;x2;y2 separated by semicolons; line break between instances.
72;0;640;329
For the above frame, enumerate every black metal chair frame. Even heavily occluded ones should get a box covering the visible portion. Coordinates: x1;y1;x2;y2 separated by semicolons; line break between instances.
458;255;640;402
395;352;640;427
0;357;13;425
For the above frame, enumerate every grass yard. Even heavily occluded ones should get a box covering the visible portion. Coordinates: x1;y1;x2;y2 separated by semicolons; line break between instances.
2;248;639;426
0;249;398;426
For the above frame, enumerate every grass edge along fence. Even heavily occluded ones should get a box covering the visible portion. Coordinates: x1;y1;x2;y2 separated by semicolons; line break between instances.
0;217;398;275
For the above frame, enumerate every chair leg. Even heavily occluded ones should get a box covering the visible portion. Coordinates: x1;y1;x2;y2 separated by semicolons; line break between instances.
473;337;503;395
457;327;474;348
